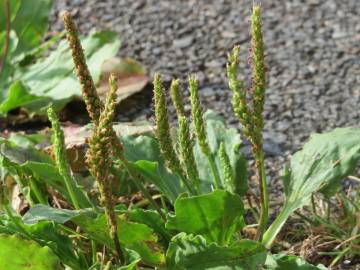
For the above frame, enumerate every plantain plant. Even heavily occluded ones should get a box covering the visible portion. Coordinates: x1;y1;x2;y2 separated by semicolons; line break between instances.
0;4;359;270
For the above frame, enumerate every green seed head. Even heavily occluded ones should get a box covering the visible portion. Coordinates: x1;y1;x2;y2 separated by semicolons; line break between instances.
251;4;266;131
47;107;71;178
226;46;254;139
218;142;234;193
178;115;200;185
189;75;211;156
153;73;181;172
170;79;185;117
62;11;103;124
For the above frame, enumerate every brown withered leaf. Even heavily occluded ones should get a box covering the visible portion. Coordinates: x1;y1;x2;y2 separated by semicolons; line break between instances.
47;122;154;172
97;57;148;102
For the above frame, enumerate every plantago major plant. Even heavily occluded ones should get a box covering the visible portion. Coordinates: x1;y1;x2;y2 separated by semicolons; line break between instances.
1;4;360;270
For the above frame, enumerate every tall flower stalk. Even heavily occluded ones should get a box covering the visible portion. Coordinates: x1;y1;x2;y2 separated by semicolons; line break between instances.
62;11;103;124
153;73;182;173
48;107;80;210
189;76;221;189
227;5;269;241
87;75;124;263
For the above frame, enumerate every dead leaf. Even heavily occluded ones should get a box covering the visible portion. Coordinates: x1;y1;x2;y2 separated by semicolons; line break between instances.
45;122;154;172
98;57;149;102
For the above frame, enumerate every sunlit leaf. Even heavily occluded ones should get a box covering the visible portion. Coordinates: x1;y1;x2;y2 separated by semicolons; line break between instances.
166;190;244;245
263;128;360;248
0;31;121;115
0;234;61;270
166;233;266;270
264;254;328;270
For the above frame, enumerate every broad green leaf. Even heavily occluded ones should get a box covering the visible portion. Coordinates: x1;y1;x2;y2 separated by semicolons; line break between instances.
117;259;141;270
264;254;327;270
26;221;86;270
23;204;91;225
193;110;247;195
0;234;61;270
73;213;165;266
4;208;86;269
0;31;121;115
11;0;53;56
22;205;165;266
263;128;360;248
166;190;244;245
0;135;93;208
131;160;183;203
0;81;50;112
123;135;184;202
166;233;267;270
128;208;172;243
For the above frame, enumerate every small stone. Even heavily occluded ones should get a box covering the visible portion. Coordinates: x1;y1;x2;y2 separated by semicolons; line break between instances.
173;36;193;49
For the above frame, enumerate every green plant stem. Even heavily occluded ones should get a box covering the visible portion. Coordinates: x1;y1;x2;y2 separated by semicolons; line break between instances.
62;173;81;210
330;246;351;267
160;195;170;215
91;240;97;265
255;152;269;241
178;172;198;195
29;177;47;205
207;153;222;190
311;194;317;215
262;205;289;248
121;160;166;221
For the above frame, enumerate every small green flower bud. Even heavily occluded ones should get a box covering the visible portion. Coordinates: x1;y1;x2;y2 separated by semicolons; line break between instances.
170;79;185;117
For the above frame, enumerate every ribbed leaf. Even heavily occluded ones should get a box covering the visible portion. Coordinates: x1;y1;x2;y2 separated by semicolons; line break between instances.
166;233;266;270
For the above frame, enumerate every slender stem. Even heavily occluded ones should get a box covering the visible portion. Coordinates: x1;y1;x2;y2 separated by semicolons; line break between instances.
311;194;317;215
178;171;198;195
255;151;269;241
0;0;10;75
91;240;97;265
160;195;169;215
207;153;221;189
62;173;81;210
29;176;47;205
119;159;166;221
329;246;351;267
